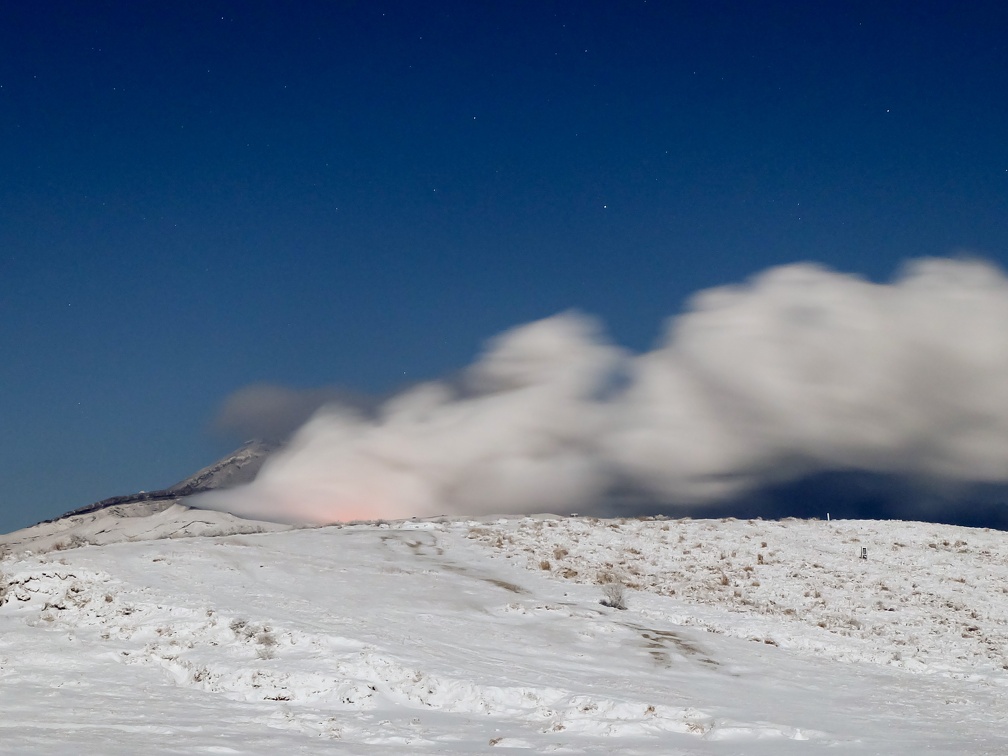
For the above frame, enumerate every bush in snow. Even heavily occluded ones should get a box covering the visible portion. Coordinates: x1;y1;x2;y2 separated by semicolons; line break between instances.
50;534;89;552
600;580;628;610
231;617;279;659
256;630;278;659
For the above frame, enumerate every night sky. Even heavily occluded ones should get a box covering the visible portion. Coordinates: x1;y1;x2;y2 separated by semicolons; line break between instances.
3;2;1008;533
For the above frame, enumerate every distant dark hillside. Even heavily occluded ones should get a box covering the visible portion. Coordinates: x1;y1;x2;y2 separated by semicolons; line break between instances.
614;471;1008;531
44;440;275;524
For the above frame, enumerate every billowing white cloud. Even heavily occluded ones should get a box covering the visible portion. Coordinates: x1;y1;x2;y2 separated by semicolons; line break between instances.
194;257;1008;524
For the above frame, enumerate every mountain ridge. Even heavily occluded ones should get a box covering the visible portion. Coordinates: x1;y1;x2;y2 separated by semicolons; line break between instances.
40;439;275;525
0;440;285;554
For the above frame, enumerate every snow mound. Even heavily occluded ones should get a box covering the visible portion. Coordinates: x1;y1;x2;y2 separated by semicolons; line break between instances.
0;502;291;556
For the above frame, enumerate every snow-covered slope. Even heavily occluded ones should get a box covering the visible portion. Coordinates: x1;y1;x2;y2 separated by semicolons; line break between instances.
2;515;1007;754
468;516;1008;678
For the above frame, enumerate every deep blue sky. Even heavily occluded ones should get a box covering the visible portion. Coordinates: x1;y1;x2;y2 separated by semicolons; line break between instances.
2;2;1007;532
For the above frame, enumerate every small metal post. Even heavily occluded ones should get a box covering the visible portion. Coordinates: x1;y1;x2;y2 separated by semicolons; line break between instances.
860;547;868;560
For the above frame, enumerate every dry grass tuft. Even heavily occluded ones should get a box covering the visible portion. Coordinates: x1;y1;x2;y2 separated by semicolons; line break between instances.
600;581;628;610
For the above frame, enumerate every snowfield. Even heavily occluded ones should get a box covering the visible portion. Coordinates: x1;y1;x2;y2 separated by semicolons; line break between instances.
471;516;1008;678
2;515;1008;754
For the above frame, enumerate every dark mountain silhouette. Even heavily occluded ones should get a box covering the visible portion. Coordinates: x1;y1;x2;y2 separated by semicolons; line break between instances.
43;440;275;524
